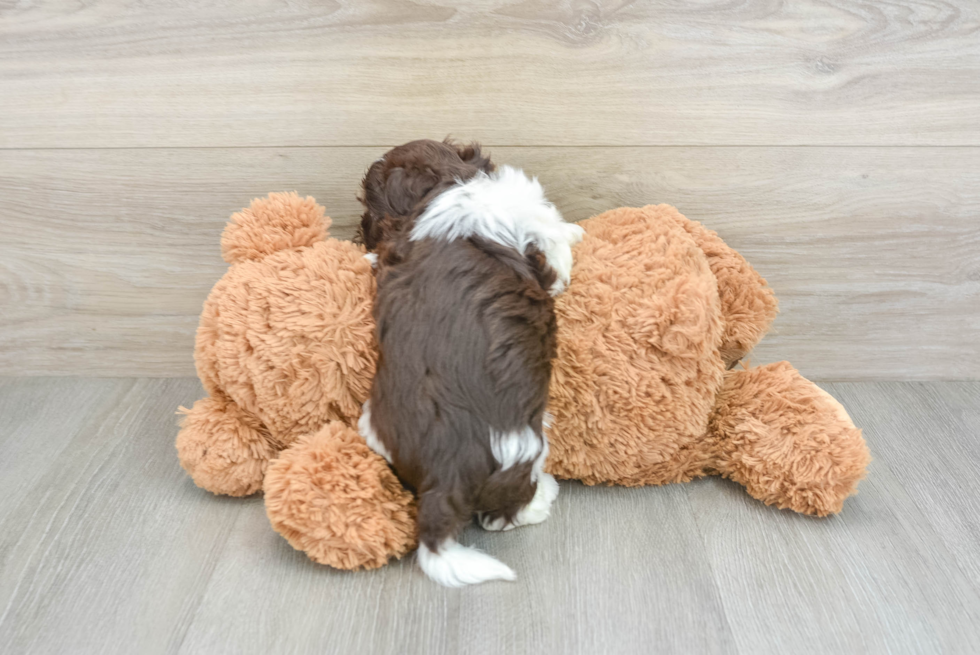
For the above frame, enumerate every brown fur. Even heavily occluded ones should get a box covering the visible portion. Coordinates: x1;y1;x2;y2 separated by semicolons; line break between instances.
361;139;560;549
369;236;557;549
356;138;494;253
176;194;870;570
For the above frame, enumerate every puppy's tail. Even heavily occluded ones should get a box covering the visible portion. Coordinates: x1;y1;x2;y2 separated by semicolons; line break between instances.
416;490;516;587
417;539;516;587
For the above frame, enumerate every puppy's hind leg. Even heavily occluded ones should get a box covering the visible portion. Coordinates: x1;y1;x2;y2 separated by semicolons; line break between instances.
513;472;559;527
475;463;537;532
513;439;559;527
475;456;558;531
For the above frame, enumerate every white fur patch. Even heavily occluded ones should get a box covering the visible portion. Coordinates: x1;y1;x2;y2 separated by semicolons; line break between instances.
479;423;558;530
515;472;559;526
490;426;541;471
543;411;554;431
409;166;584;295
357;400;392;464
363;252;378;268
530;432;549;483
515;423;558;524
477;439;558;531
417;539;516;587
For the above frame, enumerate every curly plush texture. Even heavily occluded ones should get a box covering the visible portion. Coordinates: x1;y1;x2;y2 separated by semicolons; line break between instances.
264;422;418;570
707;362;871;516
195;238;377;445
178;195;379;498
659;210;779;366
547;206;726;486
221;192;329;264
176;395;279;497
176;193;869;571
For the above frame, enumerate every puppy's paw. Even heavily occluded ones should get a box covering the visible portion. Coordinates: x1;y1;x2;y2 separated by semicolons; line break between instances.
544;244;573;296
514;473;559;526
545;225;582;296
477;512;516;532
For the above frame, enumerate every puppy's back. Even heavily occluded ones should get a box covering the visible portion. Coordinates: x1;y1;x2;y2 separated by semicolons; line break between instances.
371;237;556;486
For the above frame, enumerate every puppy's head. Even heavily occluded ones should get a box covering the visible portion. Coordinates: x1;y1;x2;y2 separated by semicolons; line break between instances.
356;139;494;249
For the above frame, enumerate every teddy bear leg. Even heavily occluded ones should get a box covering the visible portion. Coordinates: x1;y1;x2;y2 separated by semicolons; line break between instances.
264;421;418;570
176;395;280;497
708;362;871;516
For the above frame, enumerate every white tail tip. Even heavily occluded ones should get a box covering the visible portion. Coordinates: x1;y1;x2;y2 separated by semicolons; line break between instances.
417;539;516;587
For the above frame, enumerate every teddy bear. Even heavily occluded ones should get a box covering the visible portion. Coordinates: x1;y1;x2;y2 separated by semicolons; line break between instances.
176;192;870;571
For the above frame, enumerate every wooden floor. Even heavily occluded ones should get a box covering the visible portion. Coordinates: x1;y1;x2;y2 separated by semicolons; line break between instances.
0;377;977;654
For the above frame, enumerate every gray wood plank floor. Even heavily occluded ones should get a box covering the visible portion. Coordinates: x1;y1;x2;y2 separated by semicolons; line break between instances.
1;378;978;654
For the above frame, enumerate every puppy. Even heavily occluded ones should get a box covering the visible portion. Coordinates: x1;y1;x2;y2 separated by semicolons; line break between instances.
357;139;584;586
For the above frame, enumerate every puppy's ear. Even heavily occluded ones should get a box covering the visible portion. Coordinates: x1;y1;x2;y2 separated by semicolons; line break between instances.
383;167;441;217
445;138;495;174
358;158;389;248
358;156;442;249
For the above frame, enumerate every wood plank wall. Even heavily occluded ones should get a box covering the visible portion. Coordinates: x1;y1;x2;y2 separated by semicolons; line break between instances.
1;1;978;379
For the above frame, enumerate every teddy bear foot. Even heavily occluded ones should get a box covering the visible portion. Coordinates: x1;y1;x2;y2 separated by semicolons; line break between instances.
710;362;871;517
176;396;279;497
264;421;418;570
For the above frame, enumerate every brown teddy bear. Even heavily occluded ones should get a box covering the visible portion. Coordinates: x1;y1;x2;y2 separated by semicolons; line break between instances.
176;192;870;571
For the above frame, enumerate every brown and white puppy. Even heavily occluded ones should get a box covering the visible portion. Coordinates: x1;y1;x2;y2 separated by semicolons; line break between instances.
357;139;583;586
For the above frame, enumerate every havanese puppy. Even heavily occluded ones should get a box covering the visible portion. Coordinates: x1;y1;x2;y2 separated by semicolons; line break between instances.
356;139;583;586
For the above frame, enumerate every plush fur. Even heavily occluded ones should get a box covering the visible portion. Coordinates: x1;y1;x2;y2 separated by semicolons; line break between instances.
177;194;377;496
176;192;871;571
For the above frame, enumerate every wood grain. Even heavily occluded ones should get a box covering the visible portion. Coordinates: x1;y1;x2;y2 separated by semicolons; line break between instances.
687;382;980;653
1;378;979;653
1;146;977;379
2;1;980;148
178;481;737;655
828;382;980;592
0;378;246;654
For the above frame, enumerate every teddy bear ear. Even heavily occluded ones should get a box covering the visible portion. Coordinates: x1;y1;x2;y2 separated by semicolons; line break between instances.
220;192;330;264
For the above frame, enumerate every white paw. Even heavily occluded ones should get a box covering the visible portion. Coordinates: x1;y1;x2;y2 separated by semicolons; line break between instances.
545;225;582;296
363;253;378;268
549;277;567;297
514;473;559;526
545;244;573;296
